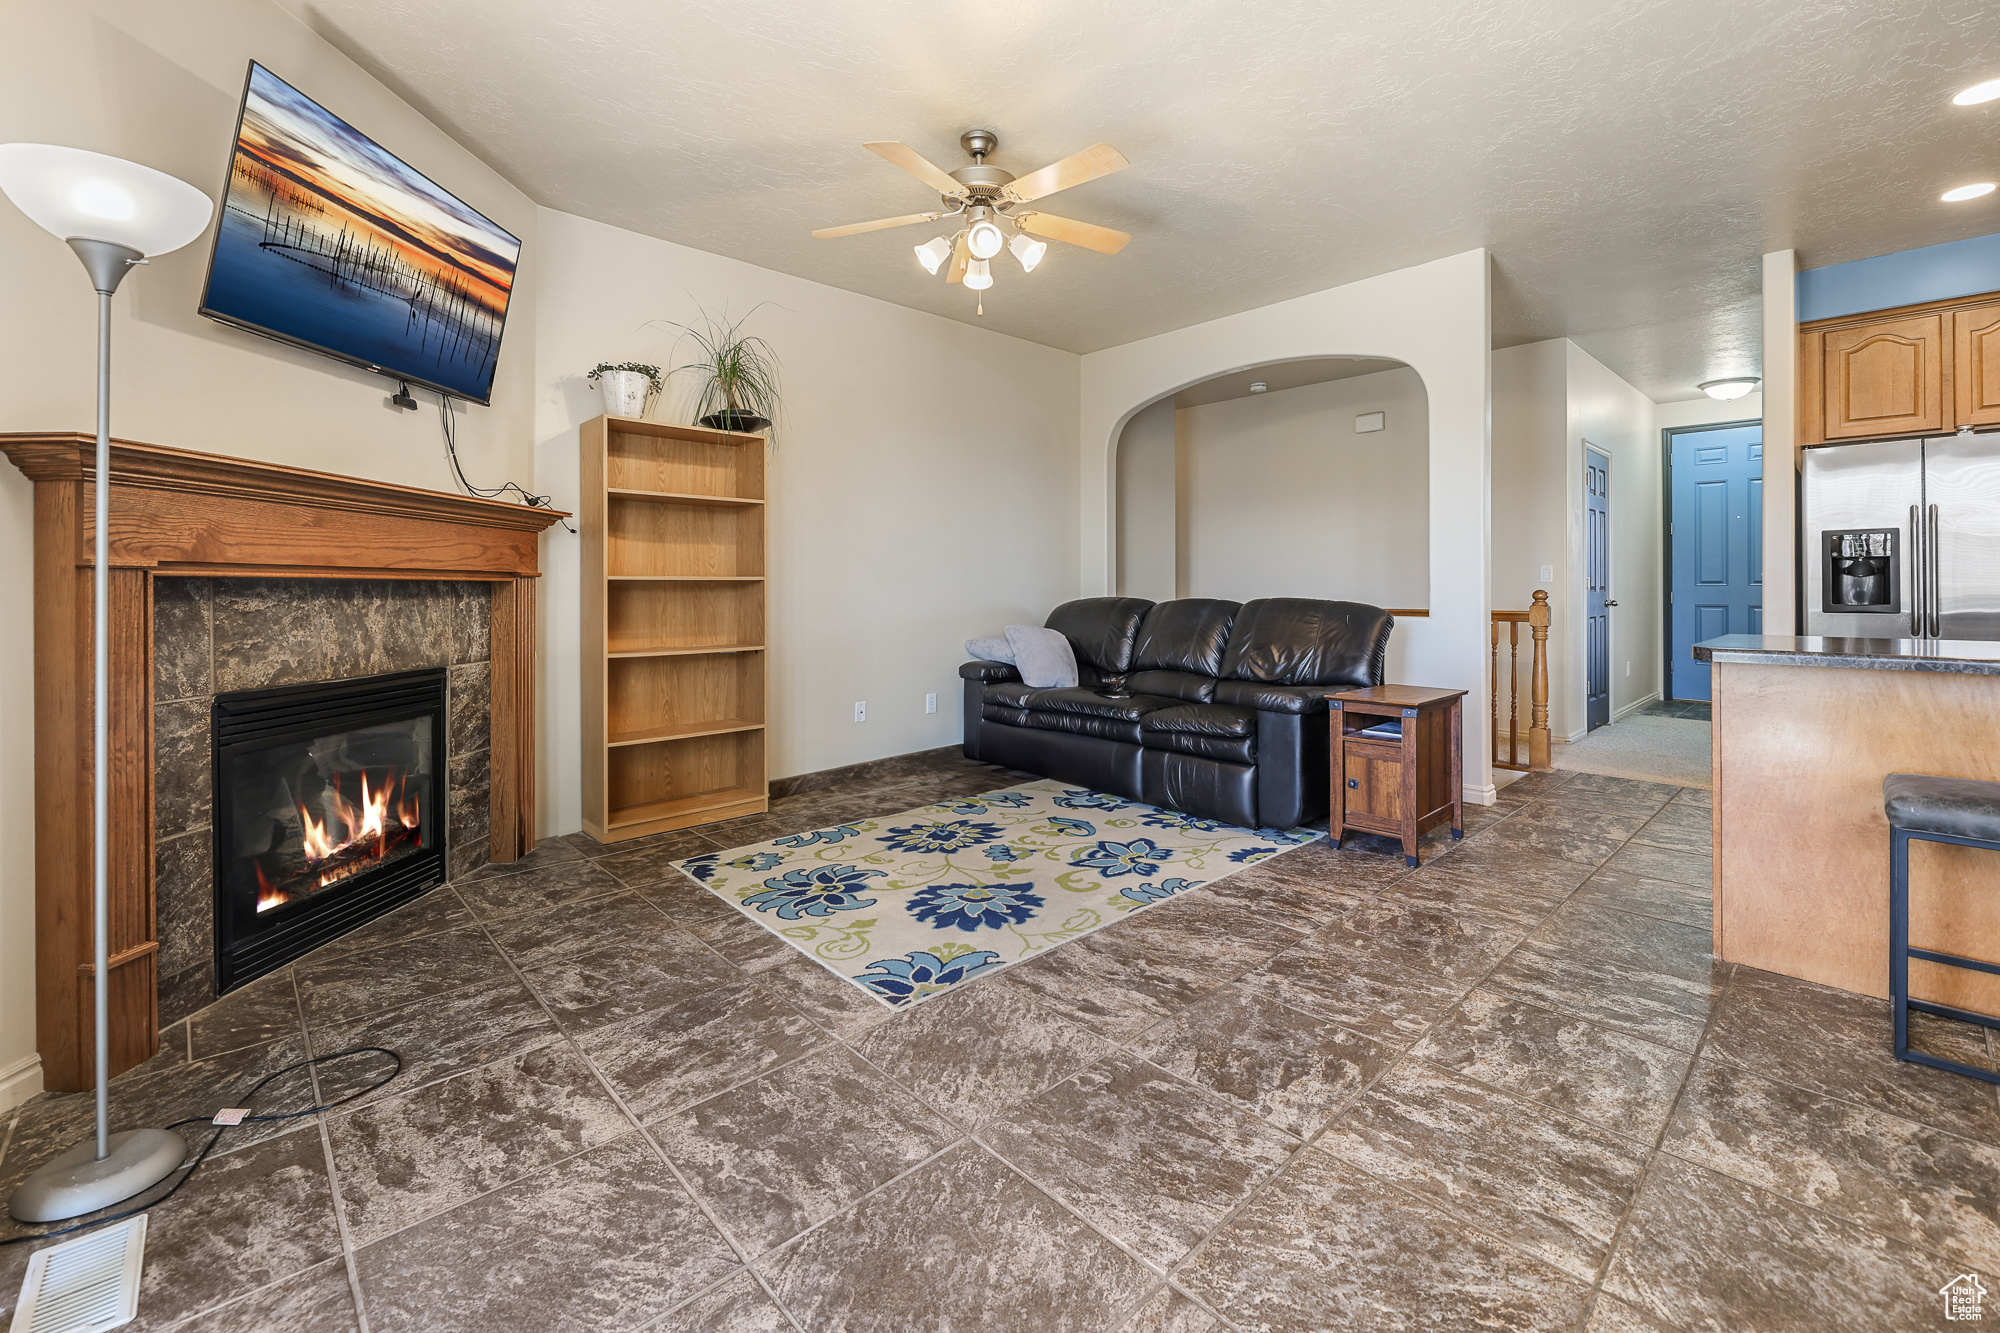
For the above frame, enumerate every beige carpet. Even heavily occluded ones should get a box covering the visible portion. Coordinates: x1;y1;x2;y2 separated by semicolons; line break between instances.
1552;715;1712;789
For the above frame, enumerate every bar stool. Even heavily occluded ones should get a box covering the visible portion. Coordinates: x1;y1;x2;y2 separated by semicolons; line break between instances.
1886;772;2000;1086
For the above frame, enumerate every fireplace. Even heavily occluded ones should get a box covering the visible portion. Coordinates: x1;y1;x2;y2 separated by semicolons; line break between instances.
212;668;449;991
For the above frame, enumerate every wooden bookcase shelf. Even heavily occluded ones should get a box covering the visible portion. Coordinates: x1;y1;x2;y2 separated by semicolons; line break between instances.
582;415;770;841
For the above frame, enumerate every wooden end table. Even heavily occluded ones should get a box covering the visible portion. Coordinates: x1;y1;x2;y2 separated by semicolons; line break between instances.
1328;685;1466;868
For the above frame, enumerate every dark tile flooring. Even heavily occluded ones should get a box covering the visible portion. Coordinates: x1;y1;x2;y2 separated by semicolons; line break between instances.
6;757;1998;1331
1634;698;1712;722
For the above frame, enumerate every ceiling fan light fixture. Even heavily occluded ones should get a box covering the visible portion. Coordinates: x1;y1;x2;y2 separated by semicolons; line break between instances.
964;258;993;291
1698;377;1760;400
967;216;1005;260
1009;232;1047;272
1952;78;2000;106
914;236;953;275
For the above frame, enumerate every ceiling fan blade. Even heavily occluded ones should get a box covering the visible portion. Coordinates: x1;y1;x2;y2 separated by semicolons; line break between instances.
1018;211;1131;255
811;211;941;239
864;142;965;196
946;231;970;283
1006;143;1129;203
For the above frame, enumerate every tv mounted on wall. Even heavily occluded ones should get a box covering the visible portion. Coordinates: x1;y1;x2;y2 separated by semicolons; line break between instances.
199;61;520;405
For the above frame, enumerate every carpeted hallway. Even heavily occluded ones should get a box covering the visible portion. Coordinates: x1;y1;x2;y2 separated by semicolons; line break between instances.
1552;699;1713;789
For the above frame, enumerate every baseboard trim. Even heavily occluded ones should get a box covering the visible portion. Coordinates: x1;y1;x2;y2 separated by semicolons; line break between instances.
1463;782;1498;806
0;1053;43;1113
770;745;971;800
1612;693;1662;723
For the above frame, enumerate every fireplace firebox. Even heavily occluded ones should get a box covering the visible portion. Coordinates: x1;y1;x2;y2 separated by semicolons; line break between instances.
212;668;449;991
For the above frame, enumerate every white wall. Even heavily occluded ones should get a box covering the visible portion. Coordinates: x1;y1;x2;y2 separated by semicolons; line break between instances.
1657;392;1764;433
1491;341;1573;732
1569;341;1663;723
531;210;1081;832
1490;339;1663;741
1079;250;1494;797
1177;369;1429;608
1114;398;1176;602
1762;250;1799;635
0;0;543;1110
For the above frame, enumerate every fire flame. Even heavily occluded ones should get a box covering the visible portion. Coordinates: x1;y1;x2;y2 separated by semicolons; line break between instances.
258;764;422;896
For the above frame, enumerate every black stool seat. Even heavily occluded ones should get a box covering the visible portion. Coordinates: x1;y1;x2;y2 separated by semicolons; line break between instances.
1884;772;2000;1087
1885;773;2000;841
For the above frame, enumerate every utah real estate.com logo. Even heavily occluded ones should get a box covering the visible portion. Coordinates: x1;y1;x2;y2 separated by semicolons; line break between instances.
1943;1273;1988;1321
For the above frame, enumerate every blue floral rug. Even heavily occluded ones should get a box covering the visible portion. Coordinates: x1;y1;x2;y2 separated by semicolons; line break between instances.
672;780;1320;1010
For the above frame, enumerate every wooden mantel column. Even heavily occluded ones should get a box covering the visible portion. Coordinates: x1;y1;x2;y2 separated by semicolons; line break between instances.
0;433;565;1091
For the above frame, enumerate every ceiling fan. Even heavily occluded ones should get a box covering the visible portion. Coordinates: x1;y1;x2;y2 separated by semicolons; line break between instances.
811;129;1131;312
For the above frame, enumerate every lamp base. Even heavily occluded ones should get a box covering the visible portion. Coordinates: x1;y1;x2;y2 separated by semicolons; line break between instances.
8;1128;187;1223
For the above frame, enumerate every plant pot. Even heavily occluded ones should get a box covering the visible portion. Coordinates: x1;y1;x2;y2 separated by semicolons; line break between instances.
699;411;771;434
598;370;652;418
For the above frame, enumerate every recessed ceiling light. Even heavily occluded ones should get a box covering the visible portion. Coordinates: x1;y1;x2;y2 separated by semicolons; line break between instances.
1953;78;2000;107
1699;377;1760;400
1942;182;1997;202
1249;381;1268;393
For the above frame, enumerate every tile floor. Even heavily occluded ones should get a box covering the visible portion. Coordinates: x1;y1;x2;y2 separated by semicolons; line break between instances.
5;755;1997;1331
1633;698;1712;723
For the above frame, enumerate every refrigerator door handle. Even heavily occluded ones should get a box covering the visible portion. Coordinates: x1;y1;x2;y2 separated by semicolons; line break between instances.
1911;504;1926;637
1920;504;1936;640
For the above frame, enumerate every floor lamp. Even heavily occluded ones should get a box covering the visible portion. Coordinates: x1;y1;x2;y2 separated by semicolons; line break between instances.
0;144;213;1224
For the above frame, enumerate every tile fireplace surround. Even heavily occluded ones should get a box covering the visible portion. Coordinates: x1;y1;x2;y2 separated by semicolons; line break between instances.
0;433;565;1092
152;577;497;1029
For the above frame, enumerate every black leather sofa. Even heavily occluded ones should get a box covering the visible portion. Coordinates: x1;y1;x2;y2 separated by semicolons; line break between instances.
960;597;1394;830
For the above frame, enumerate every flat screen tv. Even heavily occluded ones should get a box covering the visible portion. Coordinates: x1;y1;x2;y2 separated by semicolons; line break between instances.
199;61;520;404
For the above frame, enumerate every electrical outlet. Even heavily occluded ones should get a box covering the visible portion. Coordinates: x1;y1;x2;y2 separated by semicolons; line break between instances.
925;693;938;714
854;701;866;723
1539;565;1553;582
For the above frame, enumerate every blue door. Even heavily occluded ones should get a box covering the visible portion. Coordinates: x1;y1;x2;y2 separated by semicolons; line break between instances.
1669;424;1762;701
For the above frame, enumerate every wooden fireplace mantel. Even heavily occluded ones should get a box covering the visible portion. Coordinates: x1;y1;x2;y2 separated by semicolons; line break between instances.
1;432;568;1090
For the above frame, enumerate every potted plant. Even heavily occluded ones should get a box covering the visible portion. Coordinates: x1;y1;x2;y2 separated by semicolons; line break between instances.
664;306;780;435
587;362;662;418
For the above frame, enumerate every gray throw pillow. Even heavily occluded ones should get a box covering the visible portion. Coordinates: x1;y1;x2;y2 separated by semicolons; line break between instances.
1005;624;1079;689
965;634;1014;663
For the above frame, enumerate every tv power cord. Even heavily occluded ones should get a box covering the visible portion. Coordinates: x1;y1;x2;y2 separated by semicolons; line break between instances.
435;390;576;533
0;1045;402;1248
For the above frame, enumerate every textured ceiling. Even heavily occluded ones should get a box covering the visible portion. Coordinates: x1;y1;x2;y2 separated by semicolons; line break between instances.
280;0;2000;401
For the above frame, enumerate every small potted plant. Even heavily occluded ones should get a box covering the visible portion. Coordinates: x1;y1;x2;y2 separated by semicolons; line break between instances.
663;306;780;435
587;362;662;418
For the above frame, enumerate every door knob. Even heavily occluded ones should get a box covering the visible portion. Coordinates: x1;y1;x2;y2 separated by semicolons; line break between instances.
1604;600;1619;607
1348;779;1359;789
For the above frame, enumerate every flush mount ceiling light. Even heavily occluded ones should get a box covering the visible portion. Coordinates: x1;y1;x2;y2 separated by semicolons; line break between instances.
812;129;1131;315
1953;78;2000;106
1699;377;1761;400
1249;381;1269;393
1942;182;1997;202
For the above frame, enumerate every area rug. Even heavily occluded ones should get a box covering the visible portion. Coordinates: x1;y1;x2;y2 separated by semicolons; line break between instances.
1553;714;1712;789
673;780;1320;1009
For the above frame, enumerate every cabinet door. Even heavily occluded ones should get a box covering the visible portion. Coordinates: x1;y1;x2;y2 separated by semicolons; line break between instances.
1344;748;1405;824
1822;315;1945;439
1956;303;2000;430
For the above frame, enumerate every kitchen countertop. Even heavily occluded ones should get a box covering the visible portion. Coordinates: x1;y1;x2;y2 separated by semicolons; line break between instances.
1692;634;2000;675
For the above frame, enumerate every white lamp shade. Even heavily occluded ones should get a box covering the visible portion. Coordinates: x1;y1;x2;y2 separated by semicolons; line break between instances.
1699;377;1759;400
967;218;1005;260
914;236;953;275
964;258;993;291
0;144;212;256
1010;232;1047;273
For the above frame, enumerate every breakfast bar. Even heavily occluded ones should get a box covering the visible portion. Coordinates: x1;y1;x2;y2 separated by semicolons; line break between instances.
1698;634;2000;1011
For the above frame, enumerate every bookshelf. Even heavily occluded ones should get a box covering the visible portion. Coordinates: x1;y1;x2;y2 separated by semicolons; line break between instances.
581;415;769;841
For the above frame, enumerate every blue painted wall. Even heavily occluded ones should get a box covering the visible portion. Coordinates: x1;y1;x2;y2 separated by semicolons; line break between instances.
1797;231;2000;322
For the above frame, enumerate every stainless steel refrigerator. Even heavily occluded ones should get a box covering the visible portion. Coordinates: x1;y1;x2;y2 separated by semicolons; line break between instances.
1803;433;2000;640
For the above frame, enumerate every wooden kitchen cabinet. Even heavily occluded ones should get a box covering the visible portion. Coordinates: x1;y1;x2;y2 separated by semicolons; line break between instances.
1818;314;1945;440
1798;289;2000;445
1955;301;2000;430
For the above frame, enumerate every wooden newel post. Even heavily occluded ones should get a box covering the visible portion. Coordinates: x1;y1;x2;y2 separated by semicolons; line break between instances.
1528;589;1552;771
